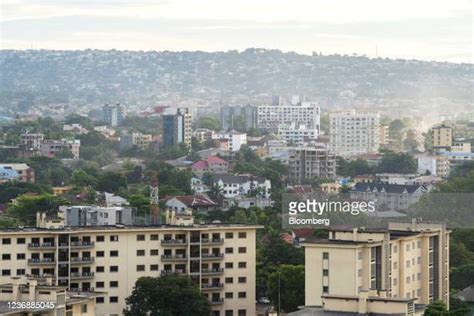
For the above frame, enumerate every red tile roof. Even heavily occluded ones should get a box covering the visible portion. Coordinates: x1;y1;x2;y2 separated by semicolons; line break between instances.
191;160;209;170
207;156;228;165
293;229;314;239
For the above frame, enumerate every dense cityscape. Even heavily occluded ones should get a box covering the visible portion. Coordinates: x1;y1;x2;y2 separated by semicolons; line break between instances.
1;1;473;315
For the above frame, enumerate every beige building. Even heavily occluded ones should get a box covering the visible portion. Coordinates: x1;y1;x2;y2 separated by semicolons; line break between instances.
303;221;450;313
0;276;98;316
329;110;380;158
379;125;390;146
0;224;260;316
432;124;453;151
0;163;35;183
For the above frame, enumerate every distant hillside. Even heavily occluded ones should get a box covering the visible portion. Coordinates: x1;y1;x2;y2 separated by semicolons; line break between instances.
0;49;473;114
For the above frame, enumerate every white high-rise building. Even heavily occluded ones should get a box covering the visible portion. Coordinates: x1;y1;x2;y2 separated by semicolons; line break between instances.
330;110;380;158
257;102;320;132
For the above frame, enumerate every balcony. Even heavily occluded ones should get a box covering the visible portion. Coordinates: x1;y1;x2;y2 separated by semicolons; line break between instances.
161;239;188;246
70;257;95;264
201;283;224;291
69;287;95;293
209;298;224;305
27;274;55;280
70;241;95;248
160;269;186;276
201;268;224;275
201;253;224;261
201;238;224;245
28;243;55;250
70;272;95;280
28;258;56;265
161;254;187;261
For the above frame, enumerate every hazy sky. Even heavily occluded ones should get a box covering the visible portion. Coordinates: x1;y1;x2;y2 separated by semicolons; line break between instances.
1;0;473;63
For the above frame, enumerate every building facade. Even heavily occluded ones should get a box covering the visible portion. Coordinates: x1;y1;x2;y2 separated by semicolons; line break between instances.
163;108;192;148
303;221;450;310
119;132;152;150
0;224;260;316
288;146;337;183
20;133;44;150
102;103;126;127
432;124;453;152
211;132;247;152
0;163;35;183
277;123;318;146
220;105;257;131
257;102;320;131
329;110;380;158
41;139;81;159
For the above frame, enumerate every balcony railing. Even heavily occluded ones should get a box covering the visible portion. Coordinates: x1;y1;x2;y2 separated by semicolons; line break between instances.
70;272;95;280
70;241;95;248
69;287;95;292
28;258;56;265
70;257;95;264
161;254;187;261
28;243;55;249
201;253;224;260
161;239;188;246
201;238;224;245
209;298;224;305
201;283;224;290
201;268;224;275
160;269;186;276
27;274;55;280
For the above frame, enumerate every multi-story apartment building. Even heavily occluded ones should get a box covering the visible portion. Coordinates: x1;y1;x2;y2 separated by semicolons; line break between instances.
220;105;257;131
379;125;390;146
119;132;153;150
257;102;320;132
0;163;35;183
41;139;81;159
417;154;451;178
163;108;192;148
211;132;247;152
102;103;126;127
329;110;380;158
0;224;260;316
302;221;450;312
288;145;337;183
277;123;318;146
20;132;44;150
432;124;453;152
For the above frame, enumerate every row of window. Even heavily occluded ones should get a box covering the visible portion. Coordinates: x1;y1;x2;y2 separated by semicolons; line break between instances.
1;253;26;260
0;232;249;246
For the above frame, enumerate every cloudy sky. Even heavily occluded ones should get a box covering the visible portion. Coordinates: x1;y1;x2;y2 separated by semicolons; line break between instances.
1;0;472;62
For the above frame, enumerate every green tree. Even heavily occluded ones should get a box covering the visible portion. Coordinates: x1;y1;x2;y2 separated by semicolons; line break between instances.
268;265;305;313
449;292;471;316
8;194;69;225
55;148;74;159
71;170;97;187
424;300;449;315
124;275;211;316
377;150;416;174
450;264;474;290
96;172;127;193
196;116;220;131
